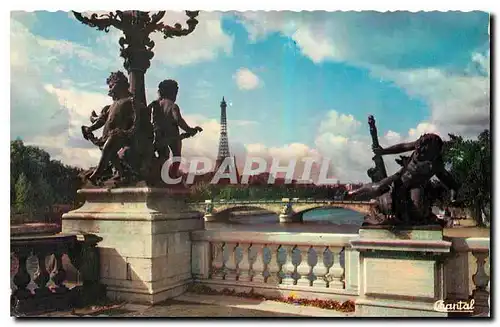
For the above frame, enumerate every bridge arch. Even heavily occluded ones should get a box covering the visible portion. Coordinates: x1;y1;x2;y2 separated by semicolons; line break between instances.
293;204;369;217
215;205;280;215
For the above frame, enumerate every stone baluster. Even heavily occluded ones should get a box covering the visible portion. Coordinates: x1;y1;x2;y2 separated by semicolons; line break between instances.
472;251;490;315
296;245;312;286
252;244;265;283
50;251;68;293
328;247;345;289
282;245;296;285
211;242;226;280
312;246;328;288
225;243;239;281
238;243;252;282
266;244;281;284
33;250;51;297
191;241;211;280
12;251;32;299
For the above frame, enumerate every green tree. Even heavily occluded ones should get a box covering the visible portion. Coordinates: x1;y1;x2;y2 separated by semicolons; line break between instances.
34;177;55;210
11;139;83;216
443;129;491;226
15;173;35;215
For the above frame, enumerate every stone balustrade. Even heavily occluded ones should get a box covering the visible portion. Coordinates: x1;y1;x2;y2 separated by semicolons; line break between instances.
191;230;359;301
447;237;490;316
10;233;105;315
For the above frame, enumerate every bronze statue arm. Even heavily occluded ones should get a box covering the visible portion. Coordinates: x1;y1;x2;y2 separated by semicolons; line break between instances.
378;141;417;155
172;105;194;132
435;169;460;192
435;168;460;203
90;105;110;124
88;118;106;132
87;107;109;132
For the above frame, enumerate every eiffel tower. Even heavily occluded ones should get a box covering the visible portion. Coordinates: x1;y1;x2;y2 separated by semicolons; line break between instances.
215;97;239;182
216;97;230;165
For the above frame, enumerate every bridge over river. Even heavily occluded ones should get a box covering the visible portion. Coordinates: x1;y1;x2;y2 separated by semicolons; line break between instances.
190;198;375;223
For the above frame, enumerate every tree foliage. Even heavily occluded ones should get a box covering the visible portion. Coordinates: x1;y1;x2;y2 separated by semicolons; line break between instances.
14;173;35;215
442;129;491;226
189;183;348;202
11;139;83;215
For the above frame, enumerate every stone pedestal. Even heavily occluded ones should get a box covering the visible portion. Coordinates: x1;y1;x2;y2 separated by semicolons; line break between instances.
278;213;294;223
351;225;451;317
204;214;216;222
278;198;301;223
62;187;204;304
203;199;216;222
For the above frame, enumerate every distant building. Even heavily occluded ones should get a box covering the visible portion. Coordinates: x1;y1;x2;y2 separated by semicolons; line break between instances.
345;183;363;191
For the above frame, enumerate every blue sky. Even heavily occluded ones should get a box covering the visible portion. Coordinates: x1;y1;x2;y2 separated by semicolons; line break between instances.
10;10;490;182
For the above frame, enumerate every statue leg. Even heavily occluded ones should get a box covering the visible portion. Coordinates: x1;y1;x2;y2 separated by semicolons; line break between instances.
110;154;125;179
157;145;170;162
138;137;154;181
168;138;182;179
89;135;123;183
348;173;400;199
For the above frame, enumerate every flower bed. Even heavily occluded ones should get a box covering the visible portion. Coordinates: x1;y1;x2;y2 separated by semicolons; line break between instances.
188;284;355;312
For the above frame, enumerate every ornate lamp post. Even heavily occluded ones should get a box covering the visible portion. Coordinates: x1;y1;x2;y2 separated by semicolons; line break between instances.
73;10;199;105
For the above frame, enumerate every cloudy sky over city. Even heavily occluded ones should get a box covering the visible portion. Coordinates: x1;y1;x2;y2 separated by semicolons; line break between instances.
10;10;490;182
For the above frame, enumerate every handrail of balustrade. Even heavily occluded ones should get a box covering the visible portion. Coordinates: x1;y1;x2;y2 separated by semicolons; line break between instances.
10;232;105;315
190;199;374;205
191;230;358;247
448;237;490;252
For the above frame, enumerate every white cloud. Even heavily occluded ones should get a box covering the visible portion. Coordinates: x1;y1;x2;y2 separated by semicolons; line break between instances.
318;110;361;135
408;122;439;139
313;111;444;183
372;61;490;138
74;11;233;68
43;84;111;140
237;12;490;140
291;27;340;64
231;120;258;127
72;11;233;69
242;142;324;181
383;130;402;144
471;51;490;75
25;134;101;169
150;11;233;66
233;68;261;90
237;12;489;68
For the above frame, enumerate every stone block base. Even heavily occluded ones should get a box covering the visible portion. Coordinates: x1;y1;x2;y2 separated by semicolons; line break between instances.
278;214;301;223
106;280;190;304
351;226;451;317
62;187;204;305
356;299;447;317
204;214;216;222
